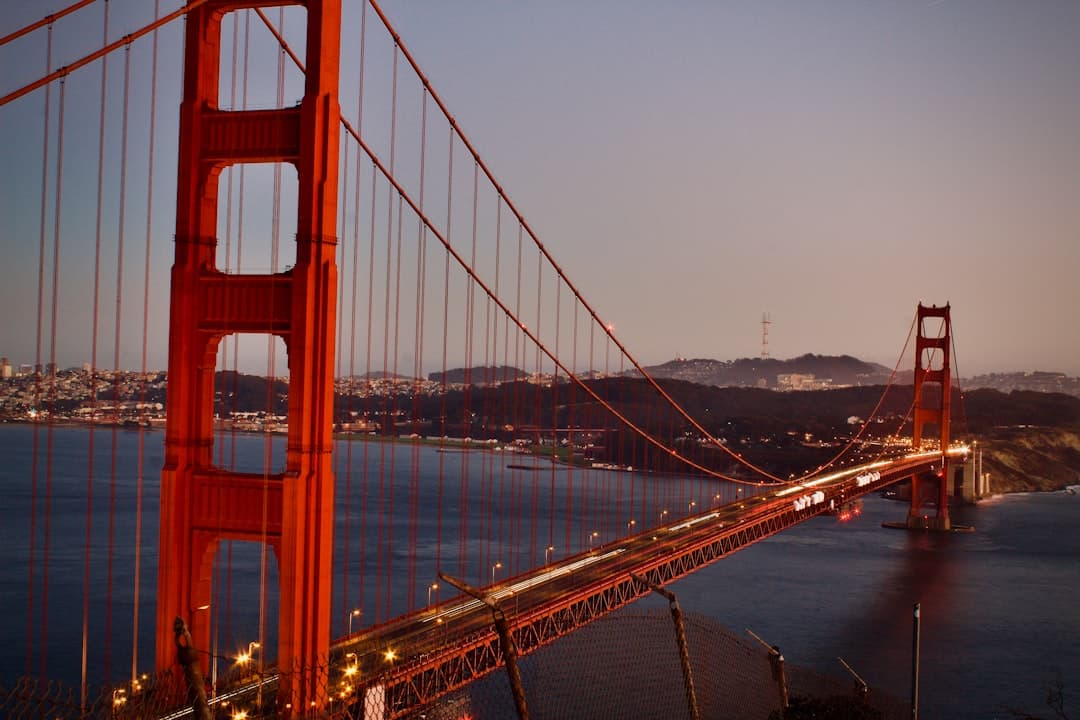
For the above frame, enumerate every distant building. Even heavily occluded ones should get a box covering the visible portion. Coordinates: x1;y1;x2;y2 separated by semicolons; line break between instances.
776;373;834;391
0;357;11;379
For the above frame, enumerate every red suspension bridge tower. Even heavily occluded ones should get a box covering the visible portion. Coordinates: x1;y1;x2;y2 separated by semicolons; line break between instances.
155;0;341;706
907;302;953;530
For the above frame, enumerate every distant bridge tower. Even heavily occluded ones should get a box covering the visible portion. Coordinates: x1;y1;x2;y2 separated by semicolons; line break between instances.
908;302;952;530
156;0;341;709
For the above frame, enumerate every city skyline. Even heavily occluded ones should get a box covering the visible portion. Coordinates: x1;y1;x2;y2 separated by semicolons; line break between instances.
2;2;1079;376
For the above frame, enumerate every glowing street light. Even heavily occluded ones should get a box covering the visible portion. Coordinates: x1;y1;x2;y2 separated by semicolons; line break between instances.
626;519;636;534
112;688;127;708
588;531;599;551
491;561;503;585
687;500;696;515
713;493;721;507
659;509;669;526
383;648;397;663
348;608;362;636
427;583;439;607
545;545;555;565
344;652;358;677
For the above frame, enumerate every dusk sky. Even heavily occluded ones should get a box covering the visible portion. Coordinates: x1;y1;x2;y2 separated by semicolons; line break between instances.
2;1;1079;377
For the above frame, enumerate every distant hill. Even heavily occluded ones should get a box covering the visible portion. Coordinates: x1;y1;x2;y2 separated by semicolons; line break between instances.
629;354;895;389
965;371;1080;399
428;365;528;385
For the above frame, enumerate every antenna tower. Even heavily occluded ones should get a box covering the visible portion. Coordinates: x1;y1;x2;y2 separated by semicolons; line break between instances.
760;312;771;360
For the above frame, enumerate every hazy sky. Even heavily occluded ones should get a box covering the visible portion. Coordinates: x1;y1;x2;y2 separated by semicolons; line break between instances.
2;1;1079;376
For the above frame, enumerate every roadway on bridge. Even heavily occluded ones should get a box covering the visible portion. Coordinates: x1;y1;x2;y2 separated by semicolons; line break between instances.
156;448;965;718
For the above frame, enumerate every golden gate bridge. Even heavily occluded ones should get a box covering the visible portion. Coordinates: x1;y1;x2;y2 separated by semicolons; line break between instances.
1;2;972;717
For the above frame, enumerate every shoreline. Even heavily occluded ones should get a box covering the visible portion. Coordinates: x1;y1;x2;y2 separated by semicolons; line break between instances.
2;420;1074;494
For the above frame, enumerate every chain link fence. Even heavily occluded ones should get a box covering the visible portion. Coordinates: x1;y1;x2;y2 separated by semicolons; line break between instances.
1;611;906;719
399;610;907;720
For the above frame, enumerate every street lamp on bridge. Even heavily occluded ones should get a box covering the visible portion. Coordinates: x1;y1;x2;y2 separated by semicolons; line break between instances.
236;641;260;665
428;583;439;607
545;545;555;565
588;531;599;551
659;509;669;526
687;500;696;515
491;562;503;585
348;608;362;636
626;519;636;534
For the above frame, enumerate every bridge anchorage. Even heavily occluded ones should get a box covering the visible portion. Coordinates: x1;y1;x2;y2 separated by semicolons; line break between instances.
884;302;975;533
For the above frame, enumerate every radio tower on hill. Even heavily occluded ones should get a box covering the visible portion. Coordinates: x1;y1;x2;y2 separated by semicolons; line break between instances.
760;312;771;360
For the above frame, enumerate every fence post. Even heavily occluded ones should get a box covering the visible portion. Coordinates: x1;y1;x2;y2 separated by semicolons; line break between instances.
173;617;211;720
630;573;700;720
439;571;530;720
911;602;921;720
746;628;788;717
839;656;869;700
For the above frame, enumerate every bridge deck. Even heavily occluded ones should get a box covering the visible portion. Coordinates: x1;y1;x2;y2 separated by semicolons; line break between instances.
147;449;965;718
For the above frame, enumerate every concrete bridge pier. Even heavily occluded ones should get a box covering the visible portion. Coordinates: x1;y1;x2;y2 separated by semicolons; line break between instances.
905;465;952;531
887;454;978;532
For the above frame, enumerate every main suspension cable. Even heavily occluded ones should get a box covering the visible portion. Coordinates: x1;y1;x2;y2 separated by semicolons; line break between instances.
0;0;97;48
1;0;210;108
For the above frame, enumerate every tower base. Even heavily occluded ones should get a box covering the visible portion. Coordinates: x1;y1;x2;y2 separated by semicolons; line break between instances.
882;518;974;533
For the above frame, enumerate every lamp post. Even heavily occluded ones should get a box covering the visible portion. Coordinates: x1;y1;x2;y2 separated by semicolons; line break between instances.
687;500;696;515
626;519;636;534
427;583;439;607
344;652;358;677
713;493;721;507
659;509;669;526
348;608;362;636
491;562;502;585
588;531;598;551
545;545;555;565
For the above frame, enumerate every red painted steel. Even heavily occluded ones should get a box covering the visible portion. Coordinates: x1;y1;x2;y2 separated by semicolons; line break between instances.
909;303;952;527
156;0;341;711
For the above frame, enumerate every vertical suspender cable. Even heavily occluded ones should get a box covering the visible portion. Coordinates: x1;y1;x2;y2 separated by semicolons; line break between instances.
409;88;429;609
464;162;477;581
107;39;132;686
363;163;377;618
550;280;560;555
83;1;110;702
531;251;542;562
257;5;287;674
28;21;53;679
338;136;350;624
492;201;504;568
392;192;406;607
567;298;579;555
226;10;253;652
43;75;68;681
512;223;524;572
350;0;368;618
133;0;161;680
442;133;455;579
380;43;399;619
212;13;240;675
